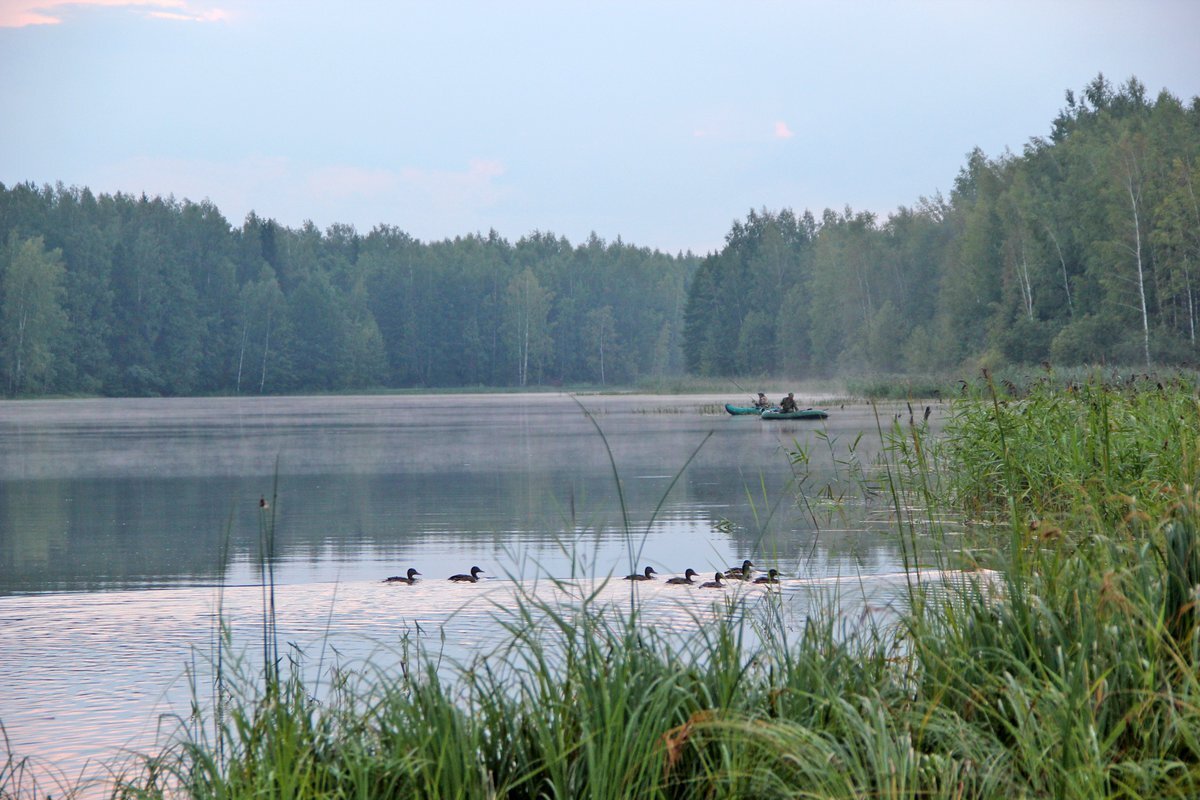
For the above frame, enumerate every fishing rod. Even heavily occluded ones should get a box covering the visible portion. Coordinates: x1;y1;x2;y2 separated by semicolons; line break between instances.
728;376;756;402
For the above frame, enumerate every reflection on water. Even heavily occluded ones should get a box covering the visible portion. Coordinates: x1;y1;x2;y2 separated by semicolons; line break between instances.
0;392;940;792
0;393;912;593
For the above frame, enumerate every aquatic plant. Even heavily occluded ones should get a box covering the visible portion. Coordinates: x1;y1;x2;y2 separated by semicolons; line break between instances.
942;368;1200;523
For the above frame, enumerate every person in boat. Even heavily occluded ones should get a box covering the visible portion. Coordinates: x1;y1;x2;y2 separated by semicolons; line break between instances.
754;392;771;410
779;393;798;413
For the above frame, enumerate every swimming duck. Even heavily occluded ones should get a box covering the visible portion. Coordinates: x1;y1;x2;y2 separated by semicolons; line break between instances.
624;566;657;581
384;568;421;584
699;572;725;589
752;568;781;585
665;568;699;585
449;566;485;583
724;559;754;579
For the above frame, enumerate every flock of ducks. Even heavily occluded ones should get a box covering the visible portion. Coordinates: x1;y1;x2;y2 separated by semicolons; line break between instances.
383;560;781;589
622;560;780;588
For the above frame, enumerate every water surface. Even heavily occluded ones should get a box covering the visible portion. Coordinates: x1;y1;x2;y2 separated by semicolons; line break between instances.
0;392;927;792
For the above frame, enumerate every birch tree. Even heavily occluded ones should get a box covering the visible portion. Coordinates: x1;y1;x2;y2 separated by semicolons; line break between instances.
584;305;618;385
1;234;67;395
1152;156;1200;346
1092;128;1155;366
505;267;552;387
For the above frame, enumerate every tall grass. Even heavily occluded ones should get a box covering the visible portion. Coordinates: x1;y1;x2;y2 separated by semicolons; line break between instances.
112;582;921;799
906;371;1200;797
943;369;1200;523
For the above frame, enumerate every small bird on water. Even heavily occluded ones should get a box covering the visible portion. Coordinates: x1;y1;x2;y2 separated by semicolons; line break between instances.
665;568;699;585
699;572;725;589
384;568;420;585
449;566;485;582
724;559;754;579
752;568;781;585
624;566;657;581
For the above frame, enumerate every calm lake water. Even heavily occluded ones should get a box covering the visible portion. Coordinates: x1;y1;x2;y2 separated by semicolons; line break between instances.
0;392;934;793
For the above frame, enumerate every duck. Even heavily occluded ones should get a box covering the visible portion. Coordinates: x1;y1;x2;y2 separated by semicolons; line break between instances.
665;568;699;585
383;568;421;584
752;568;781;585
449;566;485;583
699;572;725;589
724;559;754;579
624;566;657;581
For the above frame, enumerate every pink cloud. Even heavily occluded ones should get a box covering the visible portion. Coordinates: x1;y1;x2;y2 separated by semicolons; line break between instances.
148;7;227;22
397;159;508;210
89;154;291;215
306;166;399;200
0;0;228;28
774;121;795;139
88;155;511;238
305;161;507;207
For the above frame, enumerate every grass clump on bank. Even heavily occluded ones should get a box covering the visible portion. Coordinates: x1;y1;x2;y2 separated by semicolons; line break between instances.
908;372;1200;797
117;589;910;799
943;369;1200;521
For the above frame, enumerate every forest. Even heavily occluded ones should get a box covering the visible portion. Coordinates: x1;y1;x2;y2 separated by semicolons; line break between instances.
1;74;1197;398
0;196;696;396
685;75;1200;378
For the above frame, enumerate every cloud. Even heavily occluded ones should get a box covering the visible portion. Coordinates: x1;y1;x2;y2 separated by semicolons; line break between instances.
0;0;228;28
691;115;797;142
86;155;510;239
89;153;290;215
306;165;399;200
148;7;227;22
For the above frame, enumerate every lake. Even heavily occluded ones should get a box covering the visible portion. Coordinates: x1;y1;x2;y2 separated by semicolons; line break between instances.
0;392;931;793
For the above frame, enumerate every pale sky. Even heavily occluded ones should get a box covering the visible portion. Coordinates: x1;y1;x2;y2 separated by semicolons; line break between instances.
2;0;1198;255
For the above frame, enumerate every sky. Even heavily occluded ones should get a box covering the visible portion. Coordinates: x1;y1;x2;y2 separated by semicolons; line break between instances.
1;1;1198;255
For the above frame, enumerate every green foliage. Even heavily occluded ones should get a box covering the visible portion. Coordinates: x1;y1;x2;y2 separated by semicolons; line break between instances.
865;299;905;371
583;304;621;384
1;233;67;395
902;379;1200;799
682;208;813;377
1050;314;1120;363
505;267;553;387
941;371;1200;521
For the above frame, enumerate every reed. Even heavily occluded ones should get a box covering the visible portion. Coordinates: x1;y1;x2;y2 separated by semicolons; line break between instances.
942;369;1200;523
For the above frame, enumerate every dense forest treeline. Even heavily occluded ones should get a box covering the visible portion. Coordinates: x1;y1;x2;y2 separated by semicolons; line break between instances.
685;75;1200;377
0;191;697;396
1;74;1197;398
